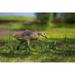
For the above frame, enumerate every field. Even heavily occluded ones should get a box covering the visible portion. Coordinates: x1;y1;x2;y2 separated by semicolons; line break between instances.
0;16;75;62
0;29;75;62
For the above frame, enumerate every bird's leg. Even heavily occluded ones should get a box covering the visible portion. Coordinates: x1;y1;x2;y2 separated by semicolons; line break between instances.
26;40;32;50
16;41;24;50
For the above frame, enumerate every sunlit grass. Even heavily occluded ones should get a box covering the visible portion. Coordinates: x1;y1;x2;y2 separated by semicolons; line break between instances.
0;16;35;21
0;21;75;61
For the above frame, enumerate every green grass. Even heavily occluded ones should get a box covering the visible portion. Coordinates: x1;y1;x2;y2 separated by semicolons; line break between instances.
0;37;75;62
0;24;48;30
0;17;75;62
0;16;35;21
0;28;75;62
0;22;75;30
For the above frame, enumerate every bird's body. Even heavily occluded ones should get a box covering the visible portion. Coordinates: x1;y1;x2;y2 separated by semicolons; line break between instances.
13;30;47;50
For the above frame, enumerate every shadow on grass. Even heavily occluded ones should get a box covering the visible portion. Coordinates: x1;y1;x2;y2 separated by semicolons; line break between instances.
0;38;75;58
0;50;31;58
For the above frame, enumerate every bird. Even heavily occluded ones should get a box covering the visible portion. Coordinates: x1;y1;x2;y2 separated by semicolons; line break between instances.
13;30;47;50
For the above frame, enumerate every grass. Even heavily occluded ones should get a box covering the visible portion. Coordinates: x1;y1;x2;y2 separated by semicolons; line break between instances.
0;16;35;21
0;29;75;62
0;38;75;62
0;21;75;30
0;16;75;62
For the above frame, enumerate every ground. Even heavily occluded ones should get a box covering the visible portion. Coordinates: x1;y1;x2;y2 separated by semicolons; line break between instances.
0;28;75;62
0;16;75;62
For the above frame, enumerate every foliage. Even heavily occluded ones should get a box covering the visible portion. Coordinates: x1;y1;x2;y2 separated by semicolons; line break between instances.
63;13;75;23
35;13;50;25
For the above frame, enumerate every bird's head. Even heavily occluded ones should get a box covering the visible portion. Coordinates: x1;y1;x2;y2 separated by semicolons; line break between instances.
37;32;48;39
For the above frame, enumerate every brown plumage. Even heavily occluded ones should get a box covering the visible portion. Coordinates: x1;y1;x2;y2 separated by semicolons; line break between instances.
13;30;47;50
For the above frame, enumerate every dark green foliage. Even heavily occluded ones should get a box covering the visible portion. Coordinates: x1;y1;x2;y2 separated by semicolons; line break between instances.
52;13;57;22
52;13;63;23
63;13;75;23
35;13;50;25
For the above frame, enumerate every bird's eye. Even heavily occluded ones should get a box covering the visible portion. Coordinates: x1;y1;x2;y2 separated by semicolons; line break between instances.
38;33;41;35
